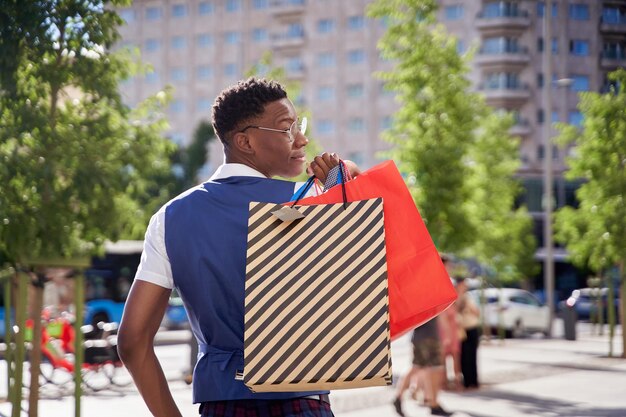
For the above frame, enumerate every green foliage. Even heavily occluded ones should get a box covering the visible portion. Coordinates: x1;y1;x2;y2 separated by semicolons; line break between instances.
368;0;478;253
465;113;538;283
0;0;172;260
368;0;536;283
554;69;626;272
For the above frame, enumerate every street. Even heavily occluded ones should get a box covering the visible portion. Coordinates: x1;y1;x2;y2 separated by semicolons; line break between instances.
1;320;625;417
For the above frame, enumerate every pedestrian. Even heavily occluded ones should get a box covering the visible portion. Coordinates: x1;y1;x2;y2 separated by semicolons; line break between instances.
439;255;462;390
456;277;481;390
393;318;452;417
117;78;360;417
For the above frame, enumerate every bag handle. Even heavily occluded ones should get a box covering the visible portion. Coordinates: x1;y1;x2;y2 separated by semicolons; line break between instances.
291;160;349;210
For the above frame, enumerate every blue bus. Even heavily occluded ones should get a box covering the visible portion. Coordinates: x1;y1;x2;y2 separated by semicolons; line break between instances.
85;240;187;328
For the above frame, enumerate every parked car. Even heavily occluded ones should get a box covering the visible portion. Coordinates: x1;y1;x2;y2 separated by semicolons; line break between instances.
468;288;551;338
558;288;620;322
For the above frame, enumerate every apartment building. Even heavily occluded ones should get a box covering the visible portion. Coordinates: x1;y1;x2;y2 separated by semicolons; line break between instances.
117;0;625;288
116;0;394;173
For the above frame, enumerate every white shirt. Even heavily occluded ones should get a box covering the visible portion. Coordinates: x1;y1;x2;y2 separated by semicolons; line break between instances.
135;164;315;289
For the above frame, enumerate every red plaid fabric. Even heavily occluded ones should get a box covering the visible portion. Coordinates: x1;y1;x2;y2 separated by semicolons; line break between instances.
199;398;334;417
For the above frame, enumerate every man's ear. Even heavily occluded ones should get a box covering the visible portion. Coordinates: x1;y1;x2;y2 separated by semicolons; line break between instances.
232;132;255;155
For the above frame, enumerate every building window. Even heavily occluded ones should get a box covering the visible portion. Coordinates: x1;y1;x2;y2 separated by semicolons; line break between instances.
347;49;365;64
170;99;185;113
197;34;213;48
286;56;303;73
317;52;335;68
445;5;464;20
347;151;365;166
224;63;238;77
537;37;558;54
171;36;186;50
171;4;187;18
482;37;521;54
484;72;521;89
225;31;241;44
317;120;335;135
602;42;626;59
483;2;520;18
569;111;583;126
380;116;392;131
145;7;162;20
456;40;465;54
226;0;241;12
551;111;559;123
197;65;213;80
346;83;364;98
170;68;186;82
537;2;558;18
253;0;268;10
537;145;559;161
317;86;335;101
347;15;365;30
569;4;589;20
571;75;589;91
197;98;212;111
252;28;268;42
603;6;626;24
570;39;589;56
145;71;159;84
348;118;365;132
317;18;335;34
198;2;214;15
537;109;545;124
145;38;161;52
120;9;135;23
287;23;304;39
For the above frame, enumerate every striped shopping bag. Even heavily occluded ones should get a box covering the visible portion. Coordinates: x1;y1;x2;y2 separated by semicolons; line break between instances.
243;196;392;392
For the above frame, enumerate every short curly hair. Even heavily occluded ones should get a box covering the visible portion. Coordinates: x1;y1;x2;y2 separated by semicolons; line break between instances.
212;78;288;144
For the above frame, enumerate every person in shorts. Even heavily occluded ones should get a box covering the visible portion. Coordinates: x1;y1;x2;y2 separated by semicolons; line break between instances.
393;318;452;416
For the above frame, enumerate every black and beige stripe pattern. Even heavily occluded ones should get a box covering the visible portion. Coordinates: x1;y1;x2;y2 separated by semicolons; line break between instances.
243;198;392;392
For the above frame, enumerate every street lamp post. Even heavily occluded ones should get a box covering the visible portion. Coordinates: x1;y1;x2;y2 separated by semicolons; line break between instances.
543;0;555;337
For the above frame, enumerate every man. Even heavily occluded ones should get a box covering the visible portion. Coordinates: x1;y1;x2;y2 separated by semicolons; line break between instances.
117;78;357;417
392;316;452;417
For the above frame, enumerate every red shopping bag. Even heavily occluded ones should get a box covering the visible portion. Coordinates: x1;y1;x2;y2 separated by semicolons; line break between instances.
295;160;457;340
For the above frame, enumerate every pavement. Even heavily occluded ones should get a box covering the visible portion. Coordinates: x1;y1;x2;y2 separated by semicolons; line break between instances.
1;320;625;417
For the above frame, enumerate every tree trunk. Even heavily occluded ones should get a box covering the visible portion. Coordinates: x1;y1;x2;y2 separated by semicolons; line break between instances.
3;270;14;401
607;268;616;358
11;271;28;417
619;260;626;358
28;275;45;417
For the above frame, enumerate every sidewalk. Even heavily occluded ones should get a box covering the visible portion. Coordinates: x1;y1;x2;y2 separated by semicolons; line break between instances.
334;323;626;417
1;322;624;417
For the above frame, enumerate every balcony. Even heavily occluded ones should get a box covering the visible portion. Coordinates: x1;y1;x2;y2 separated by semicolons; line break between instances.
479;83;531;106
509;118;532;136
270;32;305;51
475;46;530;68
476;9;530;34
600;50;626;69
270;0;305;19
600;13;626;34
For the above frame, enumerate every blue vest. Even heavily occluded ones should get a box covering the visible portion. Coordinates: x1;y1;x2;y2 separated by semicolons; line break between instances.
164;176;328;403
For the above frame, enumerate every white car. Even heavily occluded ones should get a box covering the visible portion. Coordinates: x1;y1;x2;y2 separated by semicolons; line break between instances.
468;288;550;338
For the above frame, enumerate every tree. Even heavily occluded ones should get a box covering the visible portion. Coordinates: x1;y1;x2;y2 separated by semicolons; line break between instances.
0;1;172;414
367;0;479;253
464;112;537;285
367;0;536;275
554;69;626;357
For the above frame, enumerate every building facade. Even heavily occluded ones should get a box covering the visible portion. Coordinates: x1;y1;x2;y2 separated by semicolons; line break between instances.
117;0;626;290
